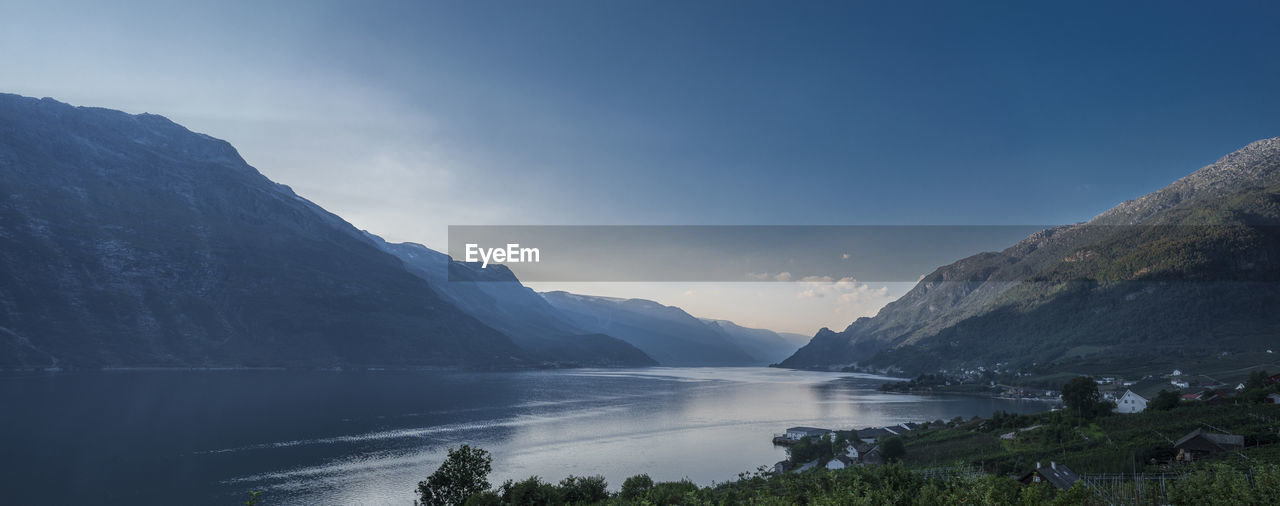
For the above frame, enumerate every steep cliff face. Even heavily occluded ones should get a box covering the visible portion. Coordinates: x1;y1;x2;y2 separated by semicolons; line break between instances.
781;138;1280;373
0;94;525;368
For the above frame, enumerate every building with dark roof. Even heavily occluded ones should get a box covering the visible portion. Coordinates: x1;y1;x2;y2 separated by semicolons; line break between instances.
1174;428;1244;461
783;426;831;441
1018;462;1080;490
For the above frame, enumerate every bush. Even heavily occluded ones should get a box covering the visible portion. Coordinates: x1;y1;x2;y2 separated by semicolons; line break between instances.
499;476;560;505
1169;463;1261;505
645;480;699;504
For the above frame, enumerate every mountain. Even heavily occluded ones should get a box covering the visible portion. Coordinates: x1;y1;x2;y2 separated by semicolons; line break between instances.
780;138;1280;375
700;319;809;365
362;234;656;367
541;291;780;366
0;93;531;369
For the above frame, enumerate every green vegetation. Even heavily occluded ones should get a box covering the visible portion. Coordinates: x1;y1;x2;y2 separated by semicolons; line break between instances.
1061;376;1115;419
1168;463;1280;506
882;436;906;462
1150;390;1182;411
414;453;1280;505
417;445;494;506
899;401;1280;475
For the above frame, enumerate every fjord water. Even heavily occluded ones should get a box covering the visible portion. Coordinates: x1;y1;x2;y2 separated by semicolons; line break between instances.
0;368;1048;505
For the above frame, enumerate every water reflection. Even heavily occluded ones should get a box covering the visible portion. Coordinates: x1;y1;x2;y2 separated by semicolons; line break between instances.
0;367;1050;505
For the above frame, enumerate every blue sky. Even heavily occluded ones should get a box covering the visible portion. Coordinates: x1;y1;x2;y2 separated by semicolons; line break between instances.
3;1;1279;332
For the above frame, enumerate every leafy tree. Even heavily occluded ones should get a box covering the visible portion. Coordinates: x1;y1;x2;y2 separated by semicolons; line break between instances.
882;436;906;462
498;476;559;505
619;474;654;500
558;475;608;504
1149;389;1181;411
461;491;501;506
787;434;835;464
1246;369;1271;390
1061;376;1101;419
417;445;493;506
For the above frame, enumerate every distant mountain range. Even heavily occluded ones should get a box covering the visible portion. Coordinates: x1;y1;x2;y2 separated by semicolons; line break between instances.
539;291;804;366
361;234;655;367
780;138;1280;375
0;93;798;369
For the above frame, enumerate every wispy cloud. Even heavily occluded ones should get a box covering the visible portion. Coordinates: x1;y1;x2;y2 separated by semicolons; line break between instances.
747;271;793;282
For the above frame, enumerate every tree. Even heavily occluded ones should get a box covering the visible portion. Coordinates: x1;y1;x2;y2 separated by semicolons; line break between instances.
1246;369;1271;390
1149;389;1181;411
558;475;609;504
498;477;558;504
619;474;654;500
1061;376;1101;419
787;434;834;464
417;445;493;506
881;436;906;462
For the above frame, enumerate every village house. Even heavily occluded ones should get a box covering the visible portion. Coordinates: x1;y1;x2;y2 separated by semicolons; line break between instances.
1267;393;1280;404
856;427;894;444
1018;462;1080;490
1114;382;1171;414
856;443;883;465
1115;389;1150;413
783;426;831;441
825;454;856;470
1174;428;1244;462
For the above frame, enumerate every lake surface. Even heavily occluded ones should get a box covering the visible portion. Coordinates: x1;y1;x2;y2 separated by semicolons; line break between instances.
0;367;1052;505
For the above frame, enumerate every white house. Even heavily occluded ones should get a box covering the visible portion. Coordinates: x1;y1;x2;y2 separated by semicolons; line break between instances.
825;455;855;470
784;427;831;441
1171;379;1190;389
1172;369;1183;376
844;443;859;460
1115;389;1150;413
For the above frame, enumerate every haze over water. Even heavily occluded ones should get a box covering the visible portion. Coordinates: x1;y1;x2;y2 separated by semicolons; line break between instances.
0;367;1050;505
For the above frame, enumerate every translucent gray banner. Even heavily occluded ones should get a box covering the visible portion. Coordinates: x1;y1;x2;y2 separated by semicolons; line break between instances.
446;225;1053;282
445;224;1280;282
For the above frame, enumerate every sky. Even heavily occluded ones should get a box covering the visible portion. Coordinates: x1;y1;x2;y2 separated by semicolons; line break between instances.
3;1;1280;334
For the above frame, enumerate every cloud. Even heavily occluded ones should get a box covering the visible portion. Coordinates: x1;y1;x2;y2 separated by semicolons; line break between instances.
793;277;891;316
747;271;793;282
